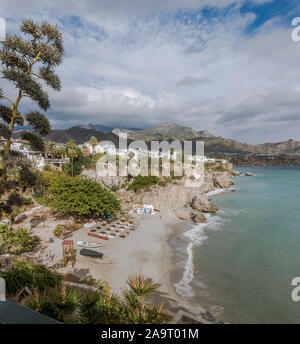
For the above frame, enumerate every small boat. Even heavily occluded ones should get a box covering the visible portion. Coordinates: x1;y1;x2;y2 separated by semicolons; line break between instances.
80;249;103;258
88;232;109;241
77;241;103;248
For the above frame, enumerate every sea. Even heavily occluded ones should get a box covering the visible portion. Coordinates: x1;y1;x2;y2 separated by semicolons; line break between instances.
173;166;300;324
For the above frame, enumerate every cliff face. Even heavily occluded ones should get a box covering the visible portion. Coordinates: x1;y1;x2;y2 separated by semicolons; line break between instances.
116;170;235;222
82;165;236;223
230;155;300;166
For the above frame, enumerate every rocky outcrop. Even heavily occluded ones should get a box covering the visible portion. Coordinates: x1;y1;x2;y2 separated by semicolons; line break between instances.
174;207;195;220
174;207;206;223
212;173;234;188
192;212;207;223
81;169;127;188
83;166;237;222
191;196;218;213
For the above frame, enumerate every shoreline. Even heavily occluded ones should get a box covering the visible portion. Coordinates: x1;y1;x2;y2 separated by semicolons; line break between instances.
58;212;188;314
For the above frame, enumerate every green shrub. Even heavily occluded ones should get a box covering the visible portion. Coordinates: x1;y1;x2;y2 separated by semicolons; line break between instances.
0;223;39;255
23;197;34;206
128;175;160;193
158;181;167;187
1;260;62;295
111;185;120;192
46;174;121;219
63;149;93;177
53;225;65;237
53;223;80;237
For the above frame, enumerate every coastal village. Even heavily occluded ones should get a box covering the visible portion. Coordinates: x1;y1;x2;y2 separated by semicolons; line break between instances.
0;18;267;325
0;130;248;323
0;129;251;324
1;0;300;329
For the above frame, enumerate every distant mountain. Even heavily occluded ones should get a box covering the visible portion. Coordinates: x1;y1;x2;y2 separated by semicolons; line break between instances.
118;122;300;155
84;123;115;133
46;126;126;145
126;122;204;141
198;137;300;155
83;123;142;133
198;130;214;138
12;122;300;156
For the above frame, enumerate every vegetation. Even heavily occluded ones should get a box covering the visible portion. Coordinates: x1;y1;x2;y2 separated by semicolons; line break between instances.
0;261;169;324
205;163;228;172
0;223;39;255
128;175;160;193
65;139;78;177
44;141;66;159
0;20;63;217
41;173;120;219
63;139;92;177
89;136;98;155
0;260;62;295
53;223;80;237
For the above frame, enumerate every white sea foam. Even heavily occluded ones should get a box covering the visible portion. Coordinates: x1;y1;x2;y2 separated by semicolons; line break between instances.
174;209;233;298
206;188;230;196
174;215;218;298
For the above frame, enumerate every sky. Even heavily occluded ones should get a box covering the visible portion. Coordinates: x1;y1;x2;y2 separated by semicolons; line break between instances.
0;0;300;144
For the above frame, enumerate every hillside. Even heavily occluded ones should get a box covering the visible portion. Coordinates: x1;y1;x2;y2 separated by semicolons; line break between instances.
127;122;204;141
12;122;300;155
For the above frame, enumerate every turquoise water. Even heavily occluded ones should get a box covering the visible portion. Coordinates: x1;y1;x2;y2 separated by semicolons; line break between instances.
190;166;300;323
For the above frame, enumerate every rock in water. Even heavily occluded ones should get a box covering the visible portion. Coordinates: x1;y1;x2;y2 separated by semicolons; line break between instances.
191;196;218;213
174;207;194;220
192;212;207;223
245;172;254;176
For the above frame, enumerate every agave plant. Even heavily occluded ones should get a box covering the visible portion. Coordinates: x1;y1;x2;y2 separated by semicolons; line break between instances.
78;291;102;324
22;288;57;319
47;285;80;323
0;223;38;254
122;274;168;324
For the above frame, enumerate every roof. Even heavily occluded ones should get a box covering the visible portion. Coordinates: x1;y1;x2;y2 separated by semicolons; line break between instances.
0;301;61;324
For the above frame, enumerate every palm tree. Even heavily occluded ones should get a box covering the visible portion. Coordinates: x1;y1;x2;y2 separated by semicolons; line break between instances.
122;274;168;324
47;285;80;323
44;141;56;159
89;136;98;155
65;139;78;177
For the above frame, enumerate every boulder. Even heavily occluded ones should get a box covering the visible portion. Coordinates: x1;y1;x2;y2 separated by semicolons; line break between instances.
212;174;233;188
191;196;218;213
30;215;45;229
245;172;254;176
14;213;27;224
192;212;207;223
174;207;194;220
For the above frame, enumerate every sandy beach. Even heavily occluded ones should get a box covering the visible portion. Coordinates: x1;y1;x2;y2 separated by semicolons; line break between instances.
48;212;188;313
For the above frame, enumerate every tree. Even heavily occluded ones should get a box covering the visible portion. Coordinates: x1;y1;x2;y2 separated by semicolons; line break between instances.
0;20;63;216
89;136;98;155
0;19;63;160
45;174;121;219
44;141;65;159
122;274;168;324
65;139;78;177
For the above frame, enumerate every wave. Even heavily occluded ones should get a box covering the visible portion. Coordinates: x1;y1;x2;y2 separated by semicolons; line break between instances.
174;214;225;298
206;188;230;196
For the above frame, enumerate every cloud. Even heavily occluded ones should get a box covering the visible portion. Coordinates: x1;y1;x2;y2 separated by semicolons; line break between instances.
176;76;212;87
0;0;299;144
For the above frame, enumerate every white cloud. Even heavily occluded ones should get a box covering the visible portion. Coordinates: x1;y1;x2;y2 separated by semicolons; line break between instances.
0;0;299;144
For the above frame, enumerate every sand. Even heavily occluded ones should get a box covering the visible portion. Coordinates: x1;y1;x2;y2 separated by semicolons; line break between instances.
48;212;187;313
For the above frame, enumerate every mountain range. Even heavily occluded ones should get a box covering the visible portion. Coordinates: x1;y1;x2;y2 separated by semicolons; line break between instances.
12;122;300;155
